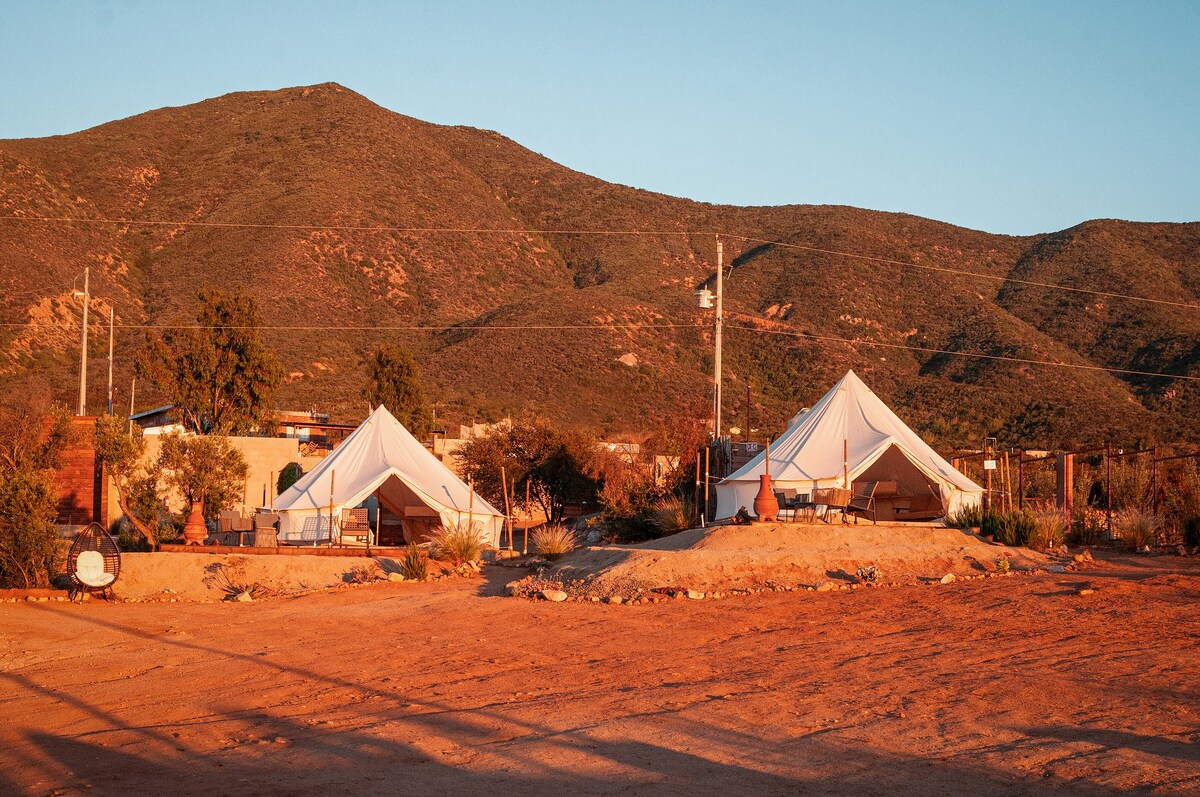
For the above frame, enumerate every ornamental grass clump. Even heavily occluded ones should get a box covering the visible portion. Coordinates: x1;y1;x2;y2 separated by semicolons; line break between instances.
1029;510;1067;550
532;523;577;561
1114;508;1160;551
429;522;483;566
649;496;697;536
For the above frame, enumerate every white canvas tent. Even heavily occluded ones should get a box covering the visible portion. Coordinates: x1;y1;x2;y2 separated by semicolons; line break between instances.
715;370;983;520
274;405;504;546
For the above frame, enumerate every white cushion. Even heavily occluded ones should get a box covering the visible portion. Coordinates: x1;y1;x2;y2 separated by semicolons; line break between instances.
76;550;115;587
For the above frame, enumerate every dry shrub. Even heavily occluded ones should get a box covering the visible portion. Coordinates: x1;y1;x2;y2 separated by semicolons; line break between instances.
1030;510;1067;550
649;495;697;535
532;523;577;560
429;522;483;566
1113;508;1160;550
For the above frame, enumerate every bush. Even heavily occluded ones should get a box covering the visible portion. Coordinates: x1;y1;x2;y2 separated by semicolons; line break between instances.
532;523;578;560
1113;508;1160;550
1069;505;1106;545
0;471;63;588
947;503;986;529
429;522;483;566
1030;510;1067;550
399;544;429;581
277;462;304;494
982;509;1037;547
648;496;696;536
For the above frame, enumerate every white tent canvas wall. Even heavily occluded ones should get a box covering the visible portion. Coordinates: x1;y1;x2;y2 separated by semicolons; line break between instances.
715;370;983;521
274;405;504;546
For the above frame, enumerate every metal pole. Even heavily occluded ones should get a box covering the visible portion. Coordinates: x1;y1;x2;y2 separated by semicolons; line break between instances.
77;267;89;416
713;237;723;439
128;377;136;435
106;306;114;415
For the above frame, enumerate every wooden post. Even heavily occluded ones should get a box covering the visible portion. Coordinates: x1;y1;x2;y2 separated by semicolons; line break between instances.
1017;452;1024;511
703;445;710;522
843;439;848;488
524;479;531;555
269;472;275;512
1147;444;1156;513
695;450;702;526
467;476;475;535
1105;443;1112;534
1056;453;1074;526
501;466;513;551
329;470;336;548
1003;451;1011;511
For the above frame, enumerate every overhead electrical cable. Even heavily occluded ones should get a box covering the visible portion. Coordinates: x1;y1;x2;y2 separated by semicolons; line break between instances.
723;320;1200;383
2;214;1196;309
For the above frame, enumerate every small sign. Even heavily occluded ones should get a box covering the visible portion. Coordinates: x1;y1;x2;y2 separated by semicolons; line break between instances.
983;459;997;470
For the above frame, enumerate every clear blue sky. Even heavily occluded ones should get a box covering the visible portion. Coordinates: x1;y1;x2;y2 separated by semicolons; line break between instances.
2;1;1197;235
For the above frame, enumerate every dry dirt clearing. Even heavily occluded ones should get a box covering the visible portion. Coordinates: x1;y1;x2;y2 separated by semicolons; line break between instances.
550;522;1048;594
1;553;1198;796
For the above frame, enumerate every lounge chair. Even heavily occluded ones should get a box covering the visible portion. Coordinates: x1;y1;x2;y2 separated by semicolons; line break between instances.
67;523;121;601
812;487;851;523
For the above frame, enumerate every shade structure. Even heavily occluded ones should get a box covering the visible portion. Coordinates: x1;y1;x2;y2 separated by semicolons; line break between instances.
714;370;983;520
274;405;504;545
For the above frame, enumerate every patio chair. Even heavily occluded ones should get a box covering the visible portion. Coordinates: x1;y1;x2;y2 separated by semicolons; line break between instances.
774;489;798;522
252;512;280;547
812;487;851;523
67;522;121;601
846;481;880;524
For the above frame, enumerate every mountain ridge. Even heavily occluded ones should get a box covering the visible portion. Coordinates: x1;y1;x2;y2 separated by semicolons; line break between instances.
1;82;1197;448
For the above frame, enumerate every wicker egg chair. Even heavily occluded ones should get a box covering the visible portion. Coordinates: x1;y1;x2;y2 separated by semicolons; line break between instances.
67;522;121;601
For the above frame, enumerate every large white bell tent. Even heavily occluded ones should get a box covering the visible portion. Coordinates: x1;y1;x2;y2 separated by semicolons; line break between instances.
274;405;504;545
714;370;983;521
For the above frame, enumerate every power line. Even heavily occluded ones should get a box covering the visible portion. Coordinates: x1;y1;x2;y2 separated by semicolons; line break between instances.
0;320;706;332
723;320;1200;383
2;213;1196;309
722;233;1200;311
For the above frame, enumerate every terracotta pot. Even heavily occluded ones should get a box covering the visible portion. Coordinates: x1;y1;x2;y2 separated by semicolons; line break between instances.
182;499;207;545
753;475;779;522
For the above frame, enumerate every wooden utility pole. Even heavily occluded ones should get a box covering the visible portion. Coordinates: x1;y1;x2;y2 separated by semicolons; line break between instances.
106;306;115;415
713;237;724;439
76;267;89;416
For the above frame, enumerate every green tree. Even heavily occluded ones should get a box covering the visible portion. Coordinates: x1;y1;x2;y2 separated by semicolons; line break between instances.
158;432;249;519
138;288;281;434
95;419;249;548
94;414;173;549
277;462;304;495
459;416;598;523
363;344;434;438
0;382;75;588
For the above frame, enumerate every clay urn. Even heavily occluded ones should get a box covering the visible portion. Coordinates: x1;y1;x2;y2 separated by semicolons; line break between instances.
182;498;208;545
753;442;779;522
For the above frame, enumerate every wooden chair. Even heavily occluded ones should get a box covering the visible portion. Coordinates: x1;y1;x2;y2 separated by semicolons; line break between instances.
67;523;121;601
812;487;851;523
895;494;944;521
340;507;371;545
846;481;880;524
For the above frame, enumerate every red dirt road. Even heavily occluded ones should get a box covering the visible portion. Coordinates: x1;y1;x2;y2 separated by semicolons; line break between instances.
2;553;1198;796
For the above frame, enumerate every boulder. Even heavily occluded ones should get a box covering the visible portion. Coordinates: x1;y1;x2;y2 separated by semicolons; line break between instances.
939;573;956;584
540;589;569;602
388;573;407;582
686;590;705;600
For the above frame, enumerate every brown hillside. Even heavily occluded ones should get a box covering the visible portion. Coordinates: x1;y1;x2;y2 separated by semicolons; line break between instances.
1;83;1196;447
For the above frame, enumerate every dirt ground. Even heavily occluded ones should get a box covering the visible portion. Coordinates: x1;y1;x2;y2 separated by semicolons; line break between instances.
550;522;1049;595
1;551;1198;796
